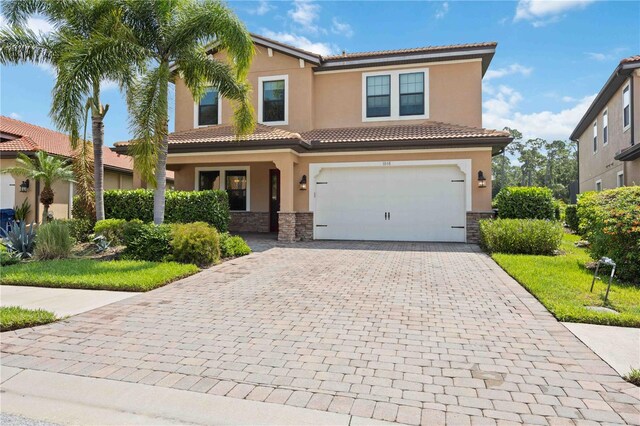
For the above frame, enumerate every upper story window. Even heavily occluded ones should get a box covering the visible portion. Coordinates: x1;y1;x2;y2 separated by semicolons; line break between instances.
593;121;597;153
259;75;288;125
623;83;631;130
195;87;220;127
366;75;391;117
399;72;425;116
603;110;608;145
362;68;429;122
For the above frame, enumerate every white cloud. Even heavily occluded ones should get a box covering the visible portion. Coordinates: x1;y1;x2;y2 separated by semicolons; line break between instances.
586;52;608;61
514;0;595;26
288;0;320;30
331;18;353;37
435;2;449;19
261;30;338;56
561;95;578;102
483;83;596;140
484;63;533;80
9;112;22;119
248;0;273;16
100;79;119;91
26;17;53;34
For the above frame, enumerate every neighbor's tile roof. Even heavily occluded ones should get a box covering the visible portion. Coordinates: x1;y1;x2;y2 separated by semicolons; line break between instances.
322;42;498;61
300;122;510;144
115;123;303;146
0;115;134;172
621;55;640;64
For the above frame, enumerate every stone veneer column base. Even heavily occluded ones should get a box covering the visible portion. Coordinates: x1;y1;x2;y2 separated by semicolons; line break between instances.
229;212;270;233
466;211;496;244
278;212;314;242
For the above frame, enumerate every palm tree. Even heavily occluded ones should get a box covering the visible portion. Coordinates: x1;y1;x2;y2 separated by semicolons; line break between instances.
0;0;138;222
117;0;255;224
2;152;75;222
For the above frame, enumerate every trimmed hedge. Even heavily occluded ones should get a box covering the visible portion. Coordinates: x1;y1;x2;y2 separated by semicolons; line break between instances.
565;204;579;232
480;219;563;255
104;189;230;232
122;222;172;262
577;187;640;283
494;187;556;220
170;222;220;266
220;232;252;258
94;219;127;245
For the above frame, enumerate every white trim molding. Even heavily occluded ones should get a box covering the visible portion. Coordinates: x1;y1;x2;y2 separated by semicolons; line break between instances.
258;74;289;126
193;89;222;128
308;159;472;214
194;166;251;211
361;67;429;123
622;82;631;132
602;108;609;146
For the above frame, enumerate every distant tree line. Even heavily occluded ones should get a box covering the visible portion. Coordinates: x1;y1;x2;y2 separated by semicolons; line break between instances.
492;128;577;202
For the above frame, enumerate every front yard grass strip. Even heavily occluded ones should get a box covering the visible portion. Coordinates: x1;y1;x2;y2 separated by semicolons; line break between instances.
0;259;199;292
491;233;640;328
1;306;58;332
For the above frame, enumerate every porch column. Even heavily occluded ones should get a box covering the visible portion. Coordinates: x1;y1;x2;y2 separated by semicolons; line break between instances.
274;157;295;242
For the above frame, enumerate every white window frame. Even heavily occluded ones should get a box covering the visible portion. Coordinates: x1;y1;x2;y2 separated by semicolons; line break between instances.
595;179;602;191
193;89;222;128
361;67;430;122
258;74;289;125
602;109;608;146
592;120;598;154
623;83;631;132
193;166;251;212
617;171;624;187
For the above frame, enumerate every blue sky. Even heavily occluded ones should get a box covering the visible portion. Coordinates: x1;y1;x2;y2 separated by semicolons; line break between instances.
1;0;639;145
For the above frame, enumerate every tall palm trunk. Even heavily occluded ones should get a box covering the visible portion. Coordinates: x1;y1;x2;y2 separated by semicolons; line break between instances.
153;74;169;225
91;83;107;222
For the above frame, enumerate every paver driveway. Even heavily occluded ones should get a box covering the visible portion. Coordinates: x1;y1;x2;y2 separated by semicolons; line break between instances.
2;240;639;425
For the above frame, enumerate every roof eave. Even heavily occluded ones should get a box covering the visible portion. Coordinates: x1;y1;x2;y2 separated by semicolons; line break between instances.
570;61;640;141
614;143;640;161
163;138;311;154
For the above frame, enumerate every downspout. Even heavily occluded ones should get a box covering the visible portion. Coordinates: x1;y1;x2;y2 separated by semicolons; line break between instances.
34;180;40;223
631;76;635;146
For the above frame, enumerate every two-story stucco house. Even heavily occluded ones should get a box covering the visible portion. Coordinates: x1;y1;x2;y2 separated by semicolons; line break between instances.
117;34;512;243
570;56;640;193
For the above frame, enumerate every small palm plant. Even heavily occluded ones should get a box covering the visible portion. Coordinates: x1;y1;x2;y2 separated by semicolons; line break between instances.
2;151;75;222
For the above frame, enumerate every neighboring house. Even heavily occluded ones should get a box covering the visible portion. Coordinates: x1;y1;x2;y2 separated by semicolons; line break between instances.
570;56;640;193
116;34;512;243
0;116;172;222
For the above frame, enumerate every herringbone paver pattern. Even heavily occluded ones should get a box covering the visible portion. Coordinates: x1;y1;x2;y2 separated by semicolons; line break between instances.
2;240;639;425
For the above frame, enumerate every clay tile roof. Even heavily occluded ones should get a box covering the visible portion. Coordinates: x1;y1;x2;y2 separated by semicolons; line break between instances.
156;123;303;145
322;42;498;61
0;115;134;172
621;55;640;64
300;121;510;144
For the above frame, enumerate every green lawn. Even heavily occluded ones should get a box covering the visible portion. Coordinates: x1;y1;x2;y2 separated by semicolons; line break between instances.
0;259;199;292
492;233;640;327
1;306;58;332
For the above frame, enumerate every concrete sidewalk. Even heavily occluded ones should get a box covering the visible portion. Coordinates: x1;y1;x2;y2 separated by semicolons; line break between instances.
0;285;138;317
563;322;640;376
0;368;397;426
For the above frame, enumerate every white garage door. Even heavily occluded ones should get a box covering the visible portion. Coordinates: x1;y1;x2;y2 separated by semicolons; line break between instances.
0;173;16;209
313;164;467;242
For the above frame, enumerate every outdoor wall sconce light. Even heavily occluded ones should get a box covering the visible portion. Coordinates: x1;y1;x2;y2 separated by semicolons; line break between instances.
299;175;307;190
477;171;487;188
19;179;30;193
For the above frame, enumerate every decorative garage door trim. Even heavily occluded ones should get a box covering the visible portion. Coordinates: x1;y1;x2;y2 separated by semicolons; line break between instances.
308;159;472;213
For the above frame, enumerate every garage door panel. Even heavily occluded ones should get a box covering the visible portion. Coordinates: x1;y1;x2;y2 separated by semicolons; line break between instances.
313;163;467;242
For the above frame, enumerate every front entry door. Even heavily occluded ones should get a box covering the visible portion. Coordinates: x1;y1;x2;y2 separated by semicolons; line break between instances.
269;169;280;232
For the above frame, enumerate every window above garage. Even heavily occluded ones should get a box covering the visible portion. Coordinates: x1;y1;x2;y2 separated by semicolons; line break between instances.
362;68;429;122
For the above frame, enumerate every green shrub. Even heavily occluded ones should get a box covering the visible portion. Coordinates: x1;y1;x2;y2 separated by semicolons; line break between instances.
94;219;127;245
104;189;230;231
35;221;73;260
122;223;172;262
565;204;579;232
64;218;94;243
494;187;556;220
219;233;252;258
480;219;563;255
123;219;145;243
0;251;20;266
170;222;220;266
577;187;640;283
71;195;95;223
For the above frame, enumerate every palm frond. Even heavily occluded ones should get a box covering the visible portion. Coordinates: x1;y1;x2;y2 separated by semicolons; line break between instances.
0;26;56;65
126;62;170;185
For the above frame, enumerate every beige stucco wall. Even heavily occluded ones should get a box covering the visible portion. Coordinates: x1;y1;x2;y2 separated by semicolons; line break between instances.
174;47;484;133
167;149;493;213
577;76;635;192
